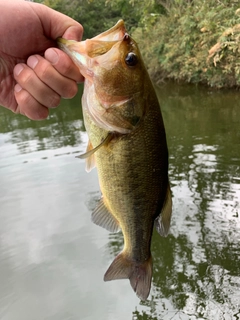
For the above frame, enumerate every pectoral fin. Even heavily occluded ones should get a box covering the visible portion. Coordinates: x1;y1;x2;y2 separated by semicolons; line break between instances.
155;183;172;237
76;134;112;172
76;134;112;159
92;198;120;233
75;140;96;172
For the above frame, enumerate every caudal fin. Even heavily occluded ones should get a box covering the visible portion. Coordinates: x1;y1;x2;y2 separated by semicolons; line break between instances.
104;252;152;300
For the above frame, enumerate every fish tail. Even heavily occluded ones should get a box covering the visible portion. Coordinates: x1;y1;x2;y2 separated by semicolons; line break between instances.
104;252;152;300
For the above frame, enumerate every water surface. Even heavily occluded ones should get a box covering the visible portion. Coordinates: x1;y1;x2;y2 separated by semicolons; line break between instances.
0;83;239;319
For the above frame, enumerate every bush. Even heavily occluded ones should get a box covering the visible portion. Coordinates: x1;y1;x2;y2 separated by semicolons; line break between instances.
133;0;240;88
42;0;240;88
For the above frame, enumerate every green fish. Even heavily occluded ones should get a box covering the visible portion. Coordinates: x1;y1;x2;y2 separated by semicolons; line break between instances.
58;20;172;300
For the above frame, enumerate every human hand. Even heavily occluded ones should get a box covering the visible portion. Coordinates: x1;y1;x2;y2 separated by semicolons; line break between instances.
0;0;84;120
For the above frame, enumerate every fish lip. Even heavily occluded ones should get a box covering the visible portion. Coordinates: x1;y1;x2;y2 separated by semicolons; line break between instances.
91;19;126;41
57;20;128;78
57;21;135;82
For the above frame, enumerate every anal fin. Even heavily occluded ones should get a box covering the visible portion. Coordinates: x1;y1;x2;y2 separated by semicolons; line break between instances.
92;198;120;233
155;182;172;237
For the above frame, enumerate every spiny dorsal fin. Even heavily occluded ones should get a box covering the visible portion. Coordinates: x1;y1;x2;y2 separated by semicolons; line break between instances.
92;198;120;233
155;182;172;237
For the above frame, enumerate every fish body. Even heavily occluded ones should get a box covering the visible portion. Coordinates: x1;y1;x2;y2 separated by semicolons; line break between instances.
58;20;172;300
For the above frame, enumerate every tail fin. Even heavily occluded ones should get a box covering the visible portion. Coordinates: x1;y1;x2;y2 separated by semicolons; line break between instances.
104;252;152;300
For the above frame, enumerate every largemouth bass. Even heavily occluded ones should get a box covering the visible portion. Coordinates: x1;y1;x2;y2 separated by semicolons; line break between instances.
58;20;172;300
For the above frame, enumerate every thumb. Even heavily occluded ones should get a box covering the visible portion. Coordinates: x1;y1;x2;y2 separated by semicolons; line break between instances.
62;25;83;41
31;2;83;41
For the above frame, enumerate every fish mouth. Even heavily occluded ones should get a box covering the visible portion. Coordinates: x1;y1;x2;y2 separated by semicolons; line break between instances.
57;20;128;78
91;19;126;41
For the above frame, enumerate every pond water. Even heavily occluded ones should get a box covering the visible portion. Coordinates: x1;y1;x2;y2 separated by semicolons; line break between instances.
0;83;239;320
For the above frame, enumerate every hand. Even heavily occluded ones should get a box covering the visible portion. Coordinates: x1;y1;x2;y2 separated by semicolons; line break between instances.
0;0;84;120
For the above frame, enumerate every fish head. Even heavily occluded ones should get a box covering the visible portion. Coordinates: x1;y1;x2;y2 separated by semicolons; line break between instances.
91;33;146;99
58;20;148;133
57;19;127;81
58;20;146;101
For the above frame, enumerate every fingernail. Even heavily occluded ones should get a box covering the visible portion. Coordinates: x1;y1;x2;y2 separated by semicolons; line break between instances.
14;84;22;92
27;55;38;69
63;25;83;42
45;49;59;65
14;64;24;76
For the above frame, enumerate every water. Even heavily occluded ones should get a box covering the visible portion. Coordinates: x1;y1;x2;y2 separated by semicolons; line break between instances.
0;83;239;320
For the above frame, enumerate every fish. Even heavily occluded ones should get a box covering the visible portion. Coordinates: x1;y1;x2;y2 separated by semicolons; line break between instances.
57;20;172;301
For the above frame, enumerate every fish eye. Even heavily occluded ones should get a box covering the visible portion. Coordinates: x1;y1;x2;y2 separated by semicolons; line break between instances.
125;52;138;67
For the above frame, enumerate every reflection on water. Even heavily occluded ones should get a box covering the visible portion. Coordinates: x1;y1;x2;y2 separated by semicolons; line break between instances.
0;83;239;319
0;86;85;156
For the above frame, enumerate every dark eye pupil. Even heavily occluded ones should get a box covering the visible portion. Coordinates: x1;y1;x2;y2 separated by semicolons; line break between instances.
125;52;138;66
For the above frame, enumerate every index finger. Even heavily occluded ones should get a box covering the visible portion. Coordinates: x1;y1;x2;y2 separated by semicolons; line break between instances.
44;48;84;83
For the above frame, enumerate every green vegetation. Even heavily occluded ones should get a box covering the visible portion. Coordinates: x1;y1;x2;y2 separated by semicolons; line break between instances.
41;0;240;88
136;0;240;88
42;0;141;39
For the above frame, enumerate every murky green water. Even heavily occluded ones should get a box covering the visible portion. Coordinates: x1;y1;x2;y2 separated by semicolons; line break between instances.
0;83;239;320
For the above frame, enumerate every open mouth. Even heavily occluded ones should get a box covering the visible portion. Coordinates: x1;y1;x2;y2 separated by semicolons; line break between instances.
57;20;127;65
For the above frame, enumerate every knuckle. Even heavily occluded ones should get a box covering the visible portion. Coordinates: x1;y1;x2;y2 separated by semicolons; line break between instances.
18;69;32;87
59;56;73;76
16;94;49;120
15;88;32;106
37;62;52;81
63;82;78;98
48;94;61;108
